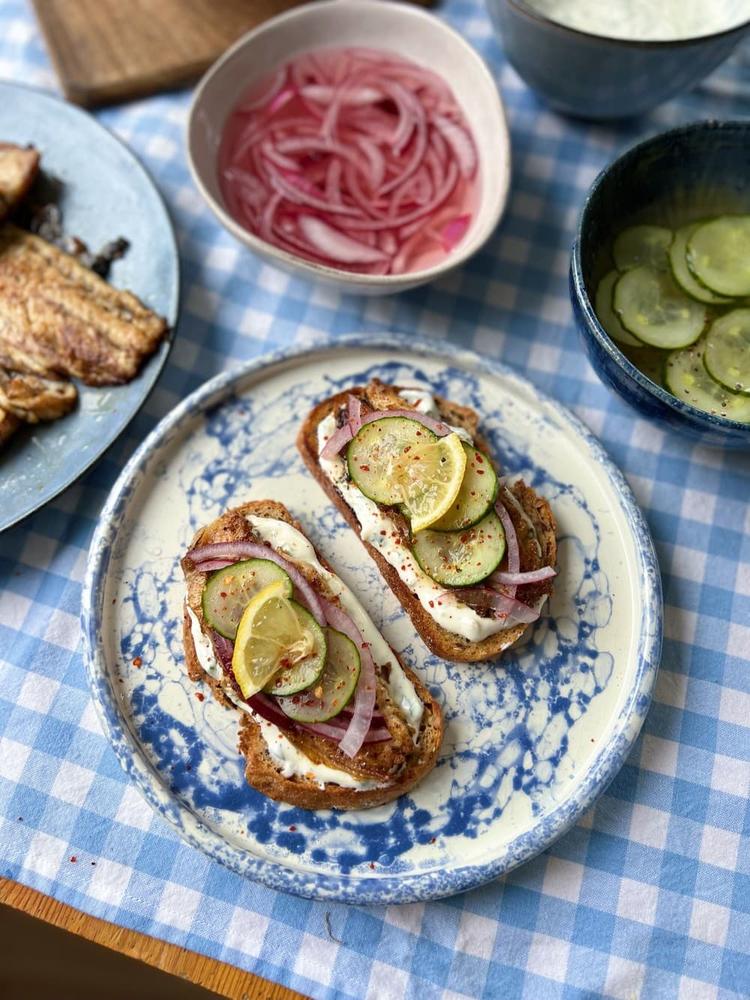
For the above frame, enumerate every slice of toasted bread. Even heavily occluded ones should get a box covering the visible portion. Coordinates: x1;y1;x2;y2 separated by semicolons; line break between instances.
182;499;443;810
297;382;557;663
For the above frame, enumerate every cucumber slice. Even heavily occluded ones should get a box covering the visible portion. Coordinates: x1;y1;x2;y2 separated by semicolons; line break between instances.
347;416;437;505
430;444;498;531
202;559;293;639
614;266;706;349
595;270;640;347
669;224;732;305
665;341;750;423
687;215;750;297
704;309;750;395
412;510;505;587
613;225;672;272
262;601;327;696
276;627;361;722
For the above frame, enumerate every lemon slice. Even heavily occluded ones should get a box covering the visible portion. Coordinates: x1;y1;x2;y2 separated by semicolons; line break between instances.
399;432;467;532
231;580;325;698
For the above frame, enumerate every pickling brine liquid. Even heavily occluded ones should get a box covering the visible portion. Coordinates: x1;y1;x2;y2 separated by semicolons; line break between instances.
525;0;748;41
218;47;480;275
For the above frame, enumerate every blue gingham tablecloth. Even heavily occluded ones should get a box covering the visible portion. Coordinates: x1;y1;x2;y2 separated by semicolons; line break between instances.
1;1;749;997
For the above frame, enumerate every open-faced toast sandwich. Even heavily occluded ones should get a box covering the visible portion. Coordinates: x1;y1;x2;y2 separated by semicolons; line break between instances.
181;500;443;810
298;380;557;663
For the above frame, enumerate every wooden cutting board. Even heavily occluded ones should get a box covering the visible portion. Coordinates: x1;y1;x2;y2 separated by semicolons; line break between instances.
32;0;434;109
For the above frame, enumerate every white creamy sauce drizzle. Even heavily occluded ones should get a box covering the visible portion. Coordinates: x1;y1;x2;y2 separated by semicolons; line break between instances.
317;389;516;642
187;606;384;790
525;0;747;42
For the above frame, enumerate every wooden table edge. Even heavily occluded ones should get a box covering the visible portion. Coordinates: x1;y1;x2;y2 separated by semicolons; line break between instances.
0;877;306;1000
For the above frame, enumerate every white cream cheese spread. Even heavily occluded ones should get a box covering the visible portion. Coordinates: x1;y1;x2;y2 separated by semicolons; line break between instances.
187;606;384;790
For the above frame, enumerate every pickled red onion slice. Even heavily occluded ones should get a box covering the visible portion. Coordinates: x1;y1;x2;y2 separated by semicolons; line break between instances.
188;540;326;627
218;46;479;275
319;597;377;758
492;566;556;585
319;404;451;459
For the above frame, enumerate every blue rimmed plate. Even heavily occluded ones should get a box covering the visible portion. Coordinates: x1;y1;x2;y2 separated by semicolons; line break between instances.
0;82;179;531
81;335;662;904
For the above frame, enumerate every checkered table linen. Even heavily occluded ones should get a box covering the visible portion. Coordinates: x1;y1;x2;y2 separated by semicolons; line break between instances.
1;1;749;997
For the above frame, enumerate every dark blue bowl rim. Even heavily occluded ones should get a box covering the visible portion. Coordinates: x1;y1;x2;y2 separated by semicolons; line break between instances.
507;0;750;48
571;119;750;436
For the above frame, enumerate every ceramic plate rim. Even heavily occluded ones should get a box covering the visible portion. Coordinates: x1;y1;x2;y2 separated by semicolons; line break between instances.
0;80;180;532
81;334;662;904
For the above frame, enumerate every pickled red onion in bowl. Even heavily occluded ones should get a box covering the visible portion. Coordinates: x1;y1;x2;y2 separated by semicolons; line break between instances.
218;47;479;276
187;0;510;293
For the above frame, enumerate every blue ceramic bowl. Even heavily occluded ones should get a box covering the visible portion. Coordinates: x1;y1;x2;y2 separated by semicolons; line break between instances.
486;0;750;119
570;120;750;450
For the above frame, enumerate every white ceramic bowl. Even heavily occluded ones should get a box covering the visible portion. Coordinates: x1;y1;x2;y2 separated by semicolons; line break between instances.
187;0;511;295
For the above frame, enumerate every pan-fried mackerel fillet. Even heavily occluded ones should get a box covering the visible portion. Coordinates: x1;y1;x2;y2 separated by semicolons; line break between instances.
0;368;77;423
0;224;168;386
0;144;40;221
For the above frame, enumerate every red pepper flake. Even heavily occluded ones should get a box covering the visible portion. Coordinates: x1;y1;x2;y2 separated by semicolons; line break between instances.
289;825;297;832
195;692;205;702
369;862;376;869
380;530;387;536
220;591;228;598
476;470;485;476
111;598;116;605
428;601;434;608
476;454;484;463
430;837;436;844
70;856;77;863
132;656;142;668
360;465;371;472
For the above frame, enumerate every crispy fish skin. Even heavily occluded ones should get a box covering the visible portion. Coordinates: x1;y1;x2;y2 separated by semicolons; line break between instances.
0;368;77;423
0;224;168;386
0;144;40;221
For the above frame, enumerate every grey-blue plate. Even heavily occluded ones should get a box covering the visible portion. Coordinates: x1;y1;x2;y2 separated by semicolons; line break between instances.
0;82;179;532
82;335;662;904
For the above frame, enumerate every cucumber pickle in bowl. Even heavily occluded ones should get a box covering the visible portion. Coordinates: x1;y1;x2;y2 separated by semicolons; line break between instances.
571;121;750;449
187;0;510;295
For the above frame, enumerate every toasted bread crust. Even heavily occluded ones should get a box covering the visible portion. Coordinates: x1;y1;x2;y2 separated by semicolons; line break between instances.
297;383;557;663
182;499;443;810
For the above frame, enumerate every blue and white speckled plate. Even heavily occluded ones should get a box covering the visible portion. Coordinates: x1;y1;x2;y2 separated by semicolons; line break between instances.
0;82;179;532
82;335;662;904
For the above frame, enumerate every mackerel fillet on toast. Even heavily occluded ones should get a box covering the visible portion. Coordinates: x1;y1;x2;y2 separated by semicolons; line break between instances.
297;381;557;663
182;500;443;810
